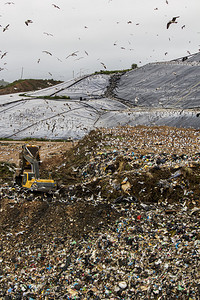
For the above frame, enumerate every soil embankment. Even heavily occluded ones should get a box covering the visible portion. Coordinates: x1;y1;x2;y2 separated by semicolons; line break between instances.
0;79;62;95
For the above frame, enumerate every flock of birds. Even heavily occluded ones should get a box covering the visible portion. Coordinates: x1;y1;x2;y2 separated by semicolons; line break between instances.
0;1;196;76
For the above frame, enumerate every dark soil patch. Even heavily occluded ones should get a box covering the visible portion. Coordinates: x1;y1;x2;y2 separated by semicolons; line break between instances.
0;199;119;243
0;79;62;95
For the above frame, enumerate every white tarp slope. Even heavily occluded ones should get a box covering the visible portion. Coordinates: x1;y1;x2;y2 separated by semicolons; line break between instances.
115;52;200;109
27;74;111;100
0;54;199;140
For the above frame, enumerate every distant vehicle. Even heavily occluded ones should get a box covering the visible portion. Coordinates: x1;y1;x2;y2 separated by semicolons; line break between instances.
15;144;56;192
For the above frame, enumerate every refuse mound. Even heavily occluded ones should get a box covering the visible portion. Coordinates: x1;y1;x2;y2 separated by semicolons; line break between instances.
41;126;200;207
0;161;15;184
0;187;199;299
0;125;199;298
0;79;63;95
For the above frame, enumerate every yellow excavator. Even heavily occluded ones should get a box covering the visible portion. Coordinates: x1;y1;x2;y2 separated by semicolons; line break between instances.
15;144;56;192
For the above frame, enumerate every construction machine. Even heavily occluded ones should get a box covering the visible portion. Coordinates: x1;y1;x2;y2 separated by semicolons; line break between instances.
15;144;57;192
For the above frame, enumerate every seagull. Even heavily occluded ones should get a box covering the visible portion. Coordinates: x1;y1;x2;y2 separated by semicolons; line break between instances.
100;62;106;69
167;16;180;29
3;24;9;32
127;21;132;24
25;19;33;26
66;51;79;59
1;52;7;59
43;32;53;36
52;4;60;9
42;50;52;56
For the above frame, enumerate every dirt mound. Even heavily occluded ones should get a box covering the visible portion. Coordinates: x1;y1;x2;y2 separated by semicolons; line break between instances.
0;79;63;95
0;196;119;243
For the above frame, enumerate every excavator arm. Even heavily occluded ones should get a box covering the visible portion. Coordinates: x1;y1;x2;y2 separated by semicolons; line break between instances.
23;152;40;179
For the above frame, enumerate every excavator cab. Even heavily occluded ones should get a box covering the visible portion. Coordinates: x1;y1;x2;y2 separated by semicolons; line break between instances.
22;172;36;189
22;171;56;192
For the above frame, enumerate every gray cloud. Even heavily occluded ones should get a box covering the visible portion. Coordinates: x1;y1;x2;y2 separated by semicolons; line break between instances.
0;0;199;82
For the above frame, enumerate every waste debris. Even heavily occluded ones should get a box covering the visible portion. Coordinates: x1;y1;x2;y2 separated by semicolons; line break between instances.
0;125;199;299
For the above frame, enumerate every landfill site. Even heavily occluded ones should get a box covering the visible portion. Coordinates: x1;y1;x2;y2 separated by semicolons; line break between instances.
0;53;200;299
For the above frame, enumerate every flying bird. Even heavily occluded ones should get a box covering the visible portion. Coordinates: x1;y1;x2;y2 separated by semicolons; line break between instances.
43;32;53;36
52;4;60;9
100;62;106;69
66;51;79;59
3;24;9;32
42;50;52;56
1;52;7;59
37;58;40;63
127;21;132;24
5;2;14;4
25;19;33;26
167;16;180;29
181;25;185;29
84;50;89;55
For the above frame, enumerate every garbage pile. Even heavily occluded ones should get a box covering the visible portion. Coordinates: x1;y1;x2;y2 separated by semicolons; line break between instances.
0;194;199;299
0;125;199;299
52;126;200;207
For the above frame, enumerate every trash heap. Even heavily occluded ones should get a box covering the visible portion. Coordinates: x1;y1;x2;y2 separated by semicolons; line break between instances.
0;125;199;299
0;198;199;299
52;126;200;207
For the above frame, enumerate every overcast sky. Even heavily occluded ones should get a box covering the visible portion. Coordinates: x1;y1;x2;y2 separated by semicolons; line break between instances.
0;0;199;82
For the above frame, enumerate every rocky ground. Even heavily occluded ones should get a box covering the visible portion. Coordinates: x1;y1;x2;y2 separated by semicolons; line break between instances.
0;125;199;299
